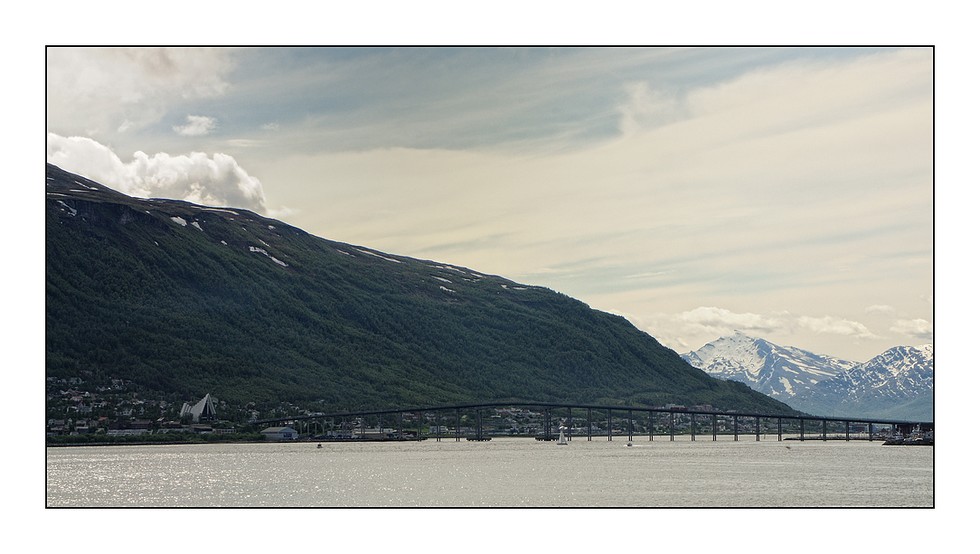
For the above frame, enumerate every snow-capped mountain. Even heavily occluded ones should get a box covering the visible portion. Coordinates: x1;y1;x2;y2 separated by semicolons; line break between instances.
682;331;858;400
793;345;934;421
683;334;934;421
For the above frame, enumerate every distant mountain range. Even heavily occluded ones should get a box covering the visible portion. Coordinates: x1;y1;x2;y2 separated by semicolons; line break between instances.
682;333;933;421
45;163;793;415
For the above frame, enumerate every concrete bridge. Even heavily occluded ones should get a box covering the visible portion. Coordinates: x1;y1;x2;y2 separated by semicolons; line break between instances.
251;401;933;443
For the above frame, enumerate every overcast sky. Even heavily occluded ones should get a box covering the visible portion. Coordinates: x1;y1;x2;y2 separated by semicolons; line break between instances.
45;46;934;361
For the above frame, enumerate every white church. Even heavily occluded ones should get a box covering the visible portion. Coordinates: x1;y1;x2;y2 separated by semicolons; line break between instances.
179;393;217;422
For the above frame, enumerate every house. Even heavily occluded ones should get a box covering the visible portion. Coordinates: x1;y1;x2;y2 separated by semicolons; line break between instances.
261;426;298;441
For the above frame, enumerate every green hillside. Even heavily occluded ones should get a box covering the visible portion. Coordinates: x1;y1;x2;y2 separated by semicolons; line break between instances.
45;163;796;415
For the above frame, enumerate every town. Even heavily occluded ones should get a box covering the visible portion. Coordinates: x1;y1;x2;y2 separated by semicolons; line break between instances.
47;375;918;444
46;375;726;442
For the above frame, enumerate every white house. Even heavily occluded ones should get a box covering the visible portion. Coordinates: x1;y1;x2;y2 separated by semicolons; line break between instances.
261;426;298;441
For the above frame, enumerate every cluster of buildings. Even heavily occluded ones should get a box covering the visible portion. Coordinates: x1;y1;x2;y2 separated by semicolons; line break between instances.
45;377;237;438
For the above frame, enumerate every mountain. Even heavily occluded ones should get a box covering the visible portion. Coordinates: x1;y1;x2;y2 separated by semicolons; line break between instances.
791;345;934;421
45;163;795;415
682;331;859;400
683;334;933;421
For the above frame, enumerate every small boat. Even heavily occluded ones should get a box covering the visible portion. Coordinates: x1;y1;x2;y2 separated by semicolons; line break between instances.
316;443;323;449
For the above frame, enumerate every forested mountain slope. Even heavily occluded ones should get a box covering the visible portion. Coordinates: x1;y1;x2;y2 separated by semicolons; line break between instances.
46;163;795;414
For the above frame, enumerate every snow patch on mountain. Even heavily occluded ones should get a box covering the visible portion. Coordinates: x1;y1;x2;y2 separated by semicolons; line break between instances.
248;246;288;267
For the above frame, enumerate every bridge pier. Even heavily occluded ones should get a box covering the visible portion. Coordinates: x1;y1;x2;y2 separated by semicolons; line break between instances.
456;408;460;442
822;419;828;441
607;409;612;442
712;414;718;441
649;411;654;441
777;417;782;441
669;412;675;441
690;413;696;441
800;418;805;441
587;408;592;441
734;415;739;442
628;410;633;442
845;420;849;441
756;416;761;441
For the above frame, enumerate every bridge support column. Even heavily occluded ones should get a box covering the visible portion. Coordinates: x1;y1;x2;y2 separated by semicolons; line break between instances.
669;412;675;442
477;409;483;440
777;418;782;441
712;414;718;441
456;409;460;442
417;411;422;441
868;423;873;441
845;421;850;441
649;411;654;441
628;410;633;442
756;416;761;442
734;415;739;442
587;408;592;441
800;418;805;441
607;409;612;442
822;419;828;441
691;414;696;441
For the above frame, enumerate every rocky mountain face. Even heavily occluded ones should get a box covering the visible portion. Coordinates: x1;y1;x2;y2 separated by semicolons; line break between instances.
684;333;933;421
45;163;794;415
794;345;934;421
682;331;859;400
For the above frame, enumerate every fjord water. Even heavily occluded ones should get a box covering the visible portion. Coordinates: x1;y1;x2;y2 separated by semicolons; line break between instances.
46;437;933;507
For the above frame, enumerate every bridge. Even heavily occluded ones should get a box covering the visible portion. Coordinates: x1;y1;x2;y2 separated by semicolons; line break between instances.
251;401;933;443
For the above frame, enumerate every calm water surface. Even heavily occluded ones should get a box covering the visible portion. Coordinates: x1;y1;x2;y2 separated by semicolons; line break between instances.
46;437;933;507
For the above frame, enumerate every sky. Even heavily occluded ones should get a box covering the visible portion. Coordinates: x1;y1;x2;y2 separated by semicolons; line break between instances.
45;46;934;361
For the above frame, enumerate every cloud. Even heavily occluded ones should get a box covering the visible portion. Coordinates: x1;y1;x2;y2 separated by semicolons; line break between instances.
617;82;685;136
796;315;877;339
46;47;234;137
173;115;217;136
865;304;896;315
46;133;267;213
890;319;933;340
678;306;783;335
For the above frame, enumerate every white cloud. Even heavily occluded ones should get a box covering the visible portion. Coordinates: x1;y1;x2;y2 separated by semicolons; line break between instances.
890;318;933;340
46;47;234;137
678;306;783;335
46;133;267;213
617;82;685;136
174;115;217;136
796;315;877;339
865;304;896;315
